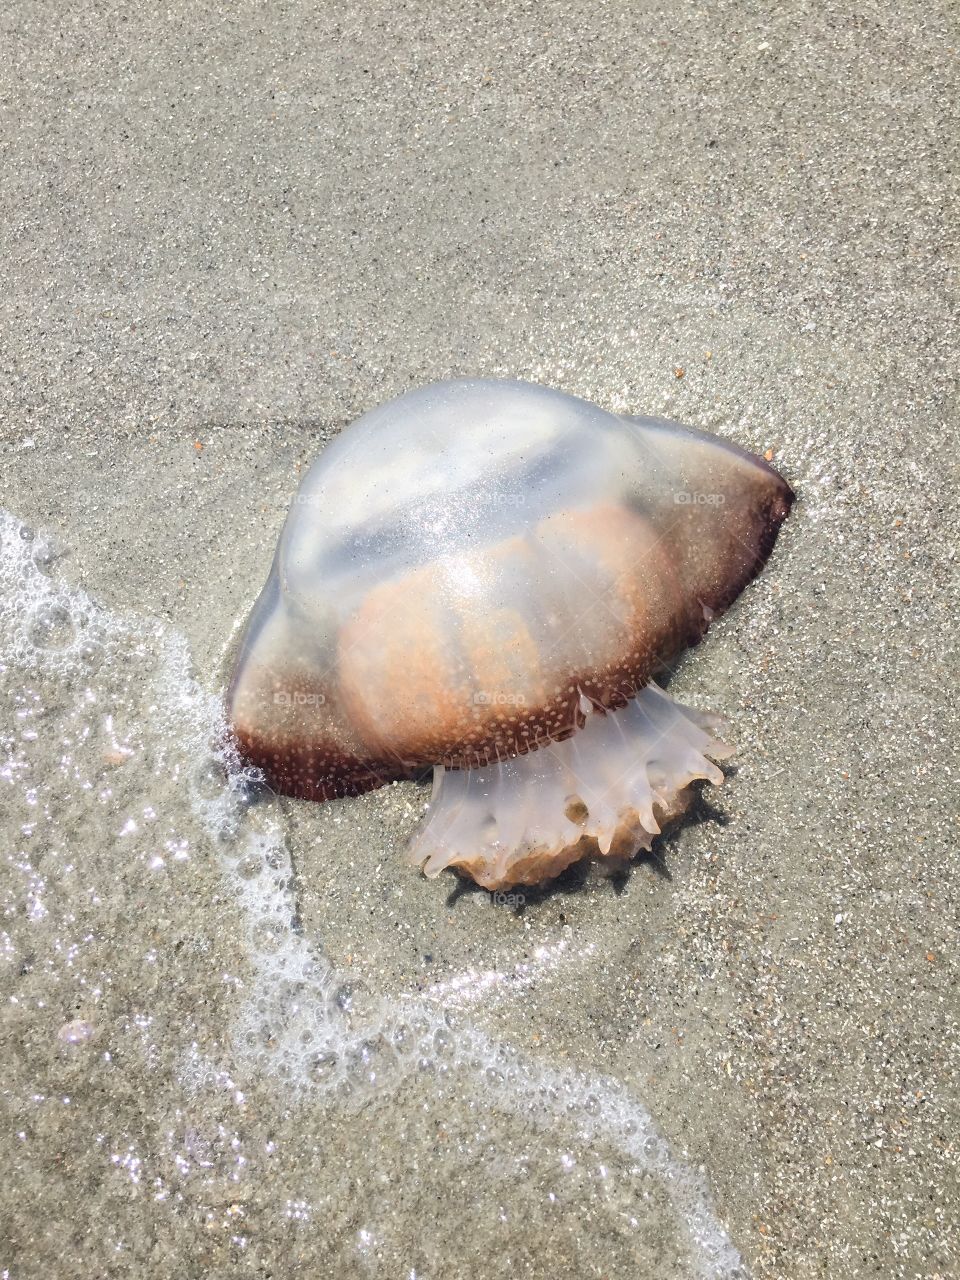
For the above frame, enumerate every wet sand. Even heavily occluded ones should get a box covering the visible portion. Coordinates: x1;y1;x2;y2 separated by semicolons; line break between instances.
1;3;958;1277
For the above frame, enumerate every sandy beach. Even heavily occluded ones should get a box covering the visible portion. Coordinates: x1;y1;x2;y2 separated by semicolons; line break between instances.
1;3;958;1277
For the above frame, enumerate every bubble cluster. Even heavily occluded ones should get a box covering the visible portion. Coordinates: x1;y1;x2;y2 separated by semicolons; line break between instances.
0;515;111;676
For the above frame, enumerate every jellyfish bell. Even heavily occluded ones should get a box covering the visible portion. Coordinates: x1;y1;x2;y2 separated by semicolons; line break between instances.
227;379;793;889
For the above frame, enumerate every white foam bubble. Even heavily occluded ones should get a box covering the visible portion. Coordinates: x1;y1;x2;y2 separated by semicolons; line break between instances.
0;513;113;677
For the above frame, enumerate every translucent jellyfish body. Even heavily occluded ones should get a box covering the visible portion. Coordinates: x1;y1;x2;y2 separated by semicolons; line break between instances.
228;380;793;888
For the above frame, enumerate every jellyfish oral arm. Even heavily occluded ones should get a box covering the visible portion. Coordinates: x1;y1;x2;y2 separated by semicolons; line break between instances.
409;682;733;891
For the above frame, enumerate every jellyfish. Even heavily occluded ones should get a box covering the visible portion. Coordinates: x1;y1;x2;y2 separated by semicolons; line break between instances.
228;380;793;889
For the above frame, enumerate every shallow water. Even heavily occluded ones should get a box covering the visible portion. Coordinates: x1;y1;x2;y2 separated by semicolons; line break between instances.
0;508;744;1276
